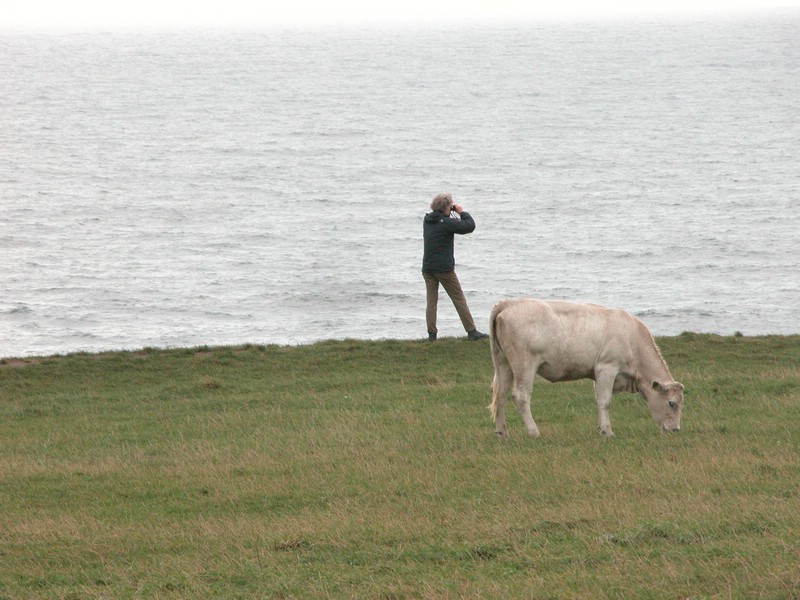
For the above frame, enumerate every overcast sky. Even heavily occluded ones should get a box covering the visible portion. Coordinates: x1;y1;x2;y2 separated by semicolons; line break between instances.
1;0;798;29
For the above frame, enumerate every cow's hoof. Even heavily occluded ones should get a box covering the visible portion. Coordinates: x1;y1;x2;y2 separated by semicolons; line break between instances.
495;430;508;439
599;428;615;437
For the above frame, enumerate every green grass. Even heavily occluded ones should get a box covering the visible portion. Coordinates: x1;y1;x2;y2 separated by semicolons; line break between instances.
1;334;799;599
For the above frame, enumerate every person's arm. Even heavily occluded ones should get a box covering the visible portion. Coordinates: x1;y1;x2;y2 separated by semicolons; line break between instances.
447;207;476;234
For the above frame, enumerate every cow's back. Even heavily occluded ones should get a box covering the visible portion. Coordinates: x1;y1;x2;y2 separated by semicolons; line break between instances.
491;299;639;382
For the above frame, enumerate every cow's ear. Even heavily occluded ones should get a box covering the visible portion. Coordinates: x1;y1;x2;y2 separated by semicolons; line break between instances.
652;380;666;392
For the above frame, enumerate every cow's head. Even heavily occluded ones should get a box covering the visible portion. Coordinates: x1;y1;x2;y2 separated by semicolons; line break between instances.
645;380;684;432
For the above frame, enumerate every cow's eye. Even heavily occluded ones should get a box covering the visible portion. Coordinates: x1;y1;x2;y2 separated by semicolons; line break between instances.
668;400;677;409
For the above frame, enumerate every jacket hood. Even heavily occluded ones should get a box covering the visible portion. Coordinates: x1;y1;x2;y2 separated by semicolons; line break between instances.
424;210;445;223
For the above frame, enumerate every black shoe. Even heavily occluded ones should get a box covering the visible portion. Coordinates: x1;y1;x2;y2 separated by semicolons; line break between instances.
467;329;489;341
428;332;437;342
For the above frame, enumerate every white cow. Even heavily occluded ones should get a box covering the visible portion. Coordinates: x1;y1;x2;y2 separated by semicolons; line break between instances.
488;299;684;438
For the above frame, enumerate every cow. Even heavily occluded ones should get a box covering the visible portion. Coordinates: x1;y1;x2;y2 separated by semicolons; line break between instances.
488;299;684;438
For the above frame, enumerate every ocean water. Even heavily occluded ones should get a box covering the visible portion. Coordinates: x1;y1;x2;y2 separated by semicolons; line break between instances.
1;15;799;358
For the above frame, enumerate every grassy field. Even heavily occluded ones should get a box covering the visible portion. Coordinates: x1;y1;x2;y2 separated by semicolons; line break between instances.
1;333;799;599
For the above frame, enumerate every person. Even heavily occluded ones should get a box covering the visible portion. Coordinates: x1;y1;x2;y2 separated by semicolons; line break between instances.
422;193;489;342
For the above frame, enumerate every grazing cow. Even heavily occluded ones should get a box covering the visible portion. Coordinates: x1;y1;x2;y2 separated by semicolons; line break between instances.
488;299;684;438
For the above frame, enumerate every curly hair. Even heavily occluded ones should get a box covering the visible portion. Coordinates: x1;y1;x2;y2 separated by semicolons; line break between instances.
430;193;453;212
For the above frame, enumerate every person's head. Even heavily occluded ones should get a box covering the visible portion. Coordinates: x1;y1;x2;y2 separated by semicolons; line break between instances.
431;193;453;214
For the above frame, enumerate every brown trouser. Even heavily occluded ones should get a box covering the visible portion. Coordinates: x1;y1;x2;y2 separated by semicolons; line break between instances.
423;270;476;334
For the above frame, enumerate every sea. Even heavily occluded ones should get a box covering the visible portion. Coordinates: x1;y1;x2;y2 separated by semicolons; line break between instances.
1;13;799;358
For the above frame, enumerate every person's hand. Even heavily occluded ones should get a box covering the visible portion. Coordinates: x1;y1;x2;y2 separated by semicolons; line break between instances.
452;203;463;214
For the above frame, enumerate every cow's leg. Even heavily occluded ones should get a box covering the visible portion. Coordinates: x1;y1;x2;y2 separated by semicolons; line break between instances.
593;369;616;437
511;363;541;438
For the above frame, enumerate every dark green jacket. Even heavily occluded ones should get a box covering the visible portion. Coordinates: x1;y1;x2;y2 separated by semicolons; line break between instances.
422;210;476;273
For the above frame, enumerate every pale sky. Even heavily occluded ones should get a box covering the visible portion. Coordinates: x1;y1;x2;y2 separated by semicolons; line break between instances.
1;0;798;29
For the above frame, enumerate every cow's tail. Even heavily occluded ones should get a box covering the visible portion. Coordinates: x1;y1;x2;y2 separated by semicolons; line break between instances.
488;300;506;362
487;301;509;422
